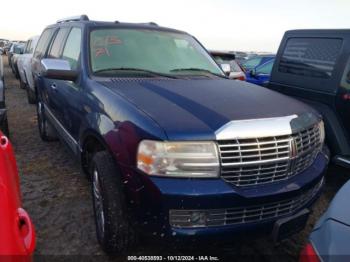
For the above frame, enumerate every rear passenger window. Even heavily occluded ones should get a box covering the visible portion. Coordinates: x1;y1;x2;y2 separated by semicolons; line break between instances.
62;28;82;70
34;28;54;59
24;40;31;54
48;28;69;58
29;40;36;54
279;38;343;79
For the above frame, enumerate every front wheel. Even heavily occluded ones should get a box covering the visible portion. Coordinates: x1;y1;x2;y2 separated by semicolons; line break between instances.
90;151;137;254
36;102;57;142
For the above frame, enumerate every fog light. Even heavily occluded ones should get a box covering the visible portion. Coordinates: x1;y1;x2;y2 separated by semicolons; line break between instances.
169;210;209;228
190;211;207;226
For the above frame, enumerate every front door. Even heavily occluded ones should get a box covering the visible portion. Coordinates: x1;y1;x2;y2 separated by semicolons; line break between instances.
53;27;83;154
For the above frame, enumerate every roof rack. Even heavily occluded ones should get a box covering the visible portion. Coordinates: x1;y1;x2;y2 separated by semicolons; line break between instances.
57;15;89;23
138;22;158;26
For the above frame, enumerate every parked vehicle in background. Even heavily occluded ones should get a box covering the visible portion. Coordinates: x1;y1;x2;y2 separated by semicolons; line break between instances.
0;132;36;258
268;29;350;169
17;36;39;100
233;51;249;64
241;54;275;72
4;42;13;55
246;58;275;86
0;56;9;136
10;43;25;79
300;179;350;262
34;15;328;254
210;50;246;80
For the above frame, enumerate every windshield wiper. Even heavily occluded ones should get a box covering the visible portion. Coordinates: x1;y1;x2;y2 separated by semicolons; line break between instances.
170;68;228;79
94;67;178;79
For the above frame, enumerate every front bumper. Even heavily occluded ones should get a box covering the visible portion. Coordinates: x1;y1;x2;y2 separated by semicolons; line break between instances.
128;149;328;239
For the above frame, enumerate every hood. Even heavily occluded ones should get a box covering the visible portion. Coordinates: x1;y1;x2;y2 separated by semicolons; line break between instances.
99;78;316;140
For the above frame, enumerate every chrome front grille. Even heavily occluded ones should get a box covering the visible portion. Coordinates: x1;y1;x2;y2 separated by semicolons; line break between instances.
218;123;322;187
169;179;323;228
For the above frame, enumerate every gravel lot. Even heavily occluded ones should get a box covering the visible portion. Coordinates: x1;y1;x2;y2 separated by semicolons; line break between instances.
3;57;349;262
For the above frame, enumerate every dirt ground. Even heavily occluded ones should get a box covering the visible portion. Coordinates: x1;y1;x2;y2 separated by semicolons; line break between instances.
3;57;350;262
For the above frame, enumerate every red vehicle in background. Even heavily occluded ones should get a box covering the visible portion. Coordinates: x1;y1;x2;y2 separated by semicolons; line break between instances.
0;132;35;260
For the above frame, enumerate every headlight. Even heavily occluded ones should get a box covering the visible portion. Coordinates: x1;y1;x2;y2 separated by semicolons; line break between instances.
319;121;325;144
137;140;220;178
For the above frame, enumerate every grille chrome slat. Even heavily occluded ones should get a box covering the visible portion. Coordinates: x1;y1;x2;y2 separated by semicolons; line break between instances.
220;145;290;154
170;179;323;228
218;123;322;186
221;151;289;160
218;138;291;148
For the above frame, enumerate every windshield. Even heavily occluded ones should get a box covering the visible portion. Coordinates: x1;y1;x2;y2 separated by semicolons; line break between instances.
89;28;223;77
242;57;262;70
14;44;24;54
256;59;274;75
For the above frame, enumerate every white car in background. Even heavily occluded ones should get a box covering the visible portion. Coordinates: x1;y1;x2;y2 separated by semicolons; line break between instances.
210;50;246;81
17;36;39;103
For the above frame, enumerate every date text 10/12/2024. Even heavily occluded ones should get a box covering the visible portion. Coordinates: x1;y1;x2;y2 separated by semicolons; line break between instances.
127;256;220;261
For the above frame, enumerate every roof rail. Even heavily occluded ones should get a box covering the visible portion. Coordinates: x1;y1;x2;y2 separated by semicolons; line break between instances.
138;22;158;26
57;15;89;23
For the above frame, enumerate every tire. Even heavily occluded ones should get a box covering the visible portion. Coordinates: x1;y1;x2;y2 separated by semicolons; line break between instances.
36;101;57;141
27;86;37;104
90;151;137;254
0;118;9;138
20;79;26;89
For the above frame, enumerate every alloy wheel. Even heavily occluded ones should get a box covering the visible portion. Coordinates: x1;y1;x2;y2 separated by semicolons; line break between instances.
92;168;105;238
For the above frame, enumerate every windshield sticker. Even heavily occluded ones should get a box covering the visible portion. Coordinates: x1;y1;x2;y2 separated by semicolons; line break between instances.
95;47;110;57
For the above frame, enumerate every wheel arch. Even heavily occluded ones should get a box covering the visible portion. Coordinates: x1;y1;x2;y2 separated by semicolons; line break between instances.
80;129;113;175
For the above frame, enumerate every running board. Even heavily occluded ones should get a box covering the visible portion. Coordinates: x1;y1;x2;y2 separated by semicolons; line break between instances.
333;155;350;169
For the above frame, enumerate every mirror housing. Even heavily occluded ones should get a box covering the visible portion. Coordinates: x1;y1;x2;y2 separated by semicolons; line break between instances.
41;59;78;81
249;69;256;77
220;63;231;76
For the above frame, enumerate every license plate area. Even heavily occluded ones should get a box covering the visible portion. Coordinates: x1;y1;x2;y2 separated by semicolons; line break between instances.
272;208;310;243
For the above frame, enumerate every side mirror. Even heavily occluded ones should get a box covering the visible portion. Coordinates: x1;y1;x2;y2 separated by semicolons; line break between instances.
41;59;78;81
249;69;256;77
220;63;231;76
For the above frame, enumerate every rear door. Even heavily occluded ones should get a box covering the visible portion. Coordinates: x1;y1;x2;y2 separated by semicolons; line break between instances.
32;27;55;95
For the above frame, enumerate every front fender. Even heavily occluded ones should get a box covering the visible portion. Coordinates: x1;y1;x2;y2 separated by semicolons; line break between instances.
79;112;156;167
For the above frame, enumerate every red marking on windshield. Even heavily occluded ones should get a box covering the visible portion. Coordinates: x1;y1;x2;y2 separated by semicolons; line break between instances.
107;36;122;45
95;47;110;57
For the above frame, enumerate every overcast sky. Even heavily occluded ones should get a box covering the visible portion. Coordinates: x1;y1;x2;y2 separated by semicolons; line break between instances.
1;0;349;52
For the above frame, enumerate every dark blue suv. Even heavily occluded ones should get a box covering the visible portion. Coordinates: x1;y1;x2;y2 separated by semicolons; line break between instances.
32;15;329;253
